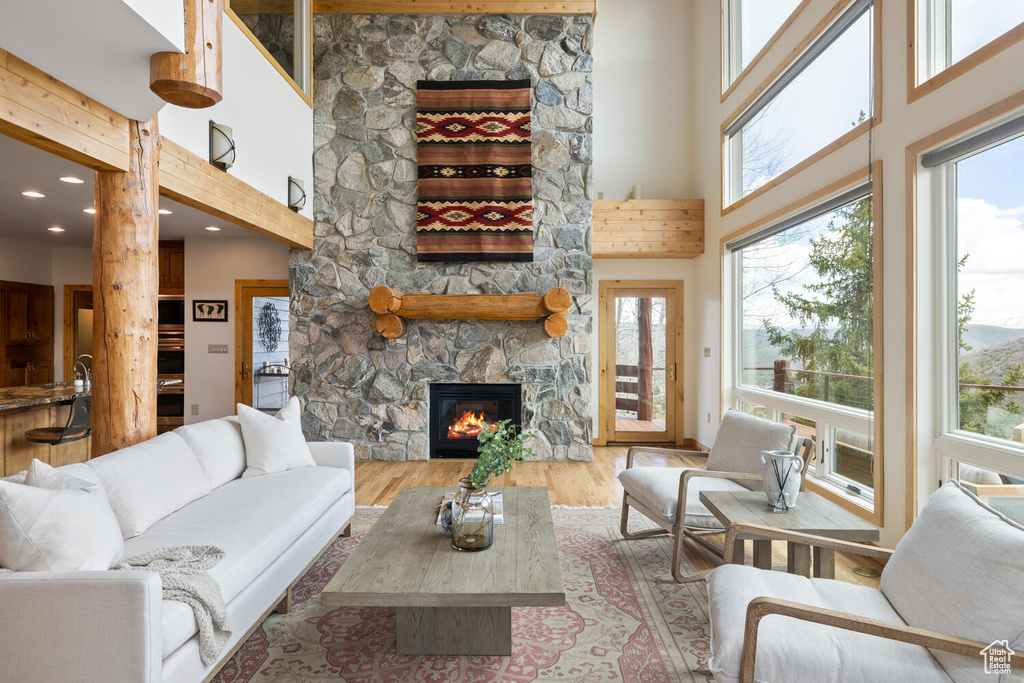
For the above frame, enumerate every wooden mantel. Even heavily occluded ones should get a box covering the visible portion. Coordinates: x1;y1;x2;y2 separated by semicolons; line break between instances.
592;199;705;259
369;286;571;339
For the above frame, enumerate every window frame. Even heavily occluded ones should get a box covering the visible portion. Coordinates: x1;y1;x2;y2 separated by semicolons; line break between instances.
908;0;1024;104
721;163;885;525
907;94;1024;529
720;0;882;216
721;0;812;102
225;0;314;108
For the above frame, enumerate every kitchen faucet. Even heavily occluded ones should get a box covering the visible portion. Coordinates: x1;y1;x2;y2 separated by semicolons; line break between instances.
75;354;92;388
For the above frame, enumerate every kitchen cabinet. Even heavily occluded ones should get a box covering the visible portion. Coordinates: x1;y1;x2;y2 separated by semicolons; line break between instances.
0;281;54;388
159;241;185;295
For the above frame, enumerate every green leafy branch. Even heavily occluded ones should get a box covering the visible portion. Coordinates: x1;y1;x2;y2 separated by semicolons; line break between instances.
469;419;536;488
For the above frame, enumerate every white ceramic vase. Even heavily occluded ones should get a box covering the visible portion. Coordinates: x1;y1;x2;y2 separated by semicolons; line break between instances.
761;450;803;513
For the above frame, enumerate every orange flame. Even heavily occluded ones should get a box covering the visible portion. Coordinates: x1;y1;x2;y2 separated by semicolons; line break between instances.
447;410;493;439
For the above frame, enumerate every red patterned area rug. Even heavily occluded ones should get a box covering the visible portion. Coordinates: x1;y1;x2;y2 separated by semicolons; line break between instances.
213;507;713;682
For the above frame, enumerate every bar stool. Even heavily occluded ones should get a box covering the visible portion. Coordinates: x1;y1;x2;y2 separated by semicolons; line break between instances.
25;395;92;445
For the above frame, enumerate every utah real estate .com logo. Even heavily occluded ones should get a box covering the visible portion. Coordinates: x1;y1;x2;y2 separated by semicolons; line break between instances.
981;640;1015;676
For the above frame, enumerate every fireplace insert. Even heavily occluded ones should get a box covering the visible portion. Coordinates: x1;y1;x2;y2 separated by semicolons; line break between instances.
429;383;522;459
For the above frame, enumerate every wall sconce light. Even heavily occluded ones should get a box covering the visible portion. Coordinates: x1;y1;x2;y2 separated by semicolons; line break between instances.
288;176;306;212
209;121;235;171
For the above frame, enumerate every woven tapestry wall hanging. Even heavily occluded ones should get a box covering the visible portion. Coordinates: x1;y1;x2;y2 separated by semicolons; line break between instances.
416;79;534;262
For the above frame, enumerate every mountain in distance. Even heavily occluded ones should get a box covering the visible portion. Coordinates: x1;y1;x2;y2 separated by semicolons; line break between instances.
962;324;1024;351
961;333;1024;385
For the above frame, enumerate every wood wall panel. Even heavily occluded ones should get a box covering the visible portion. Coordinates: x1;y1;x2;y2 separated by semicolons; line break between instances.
159;138;314;249
592;199;705;259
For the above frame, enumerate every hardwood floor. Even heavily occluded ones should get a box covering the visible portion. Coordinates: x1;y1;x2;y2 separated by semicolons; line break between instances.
614;416;666;432
354;446;885;588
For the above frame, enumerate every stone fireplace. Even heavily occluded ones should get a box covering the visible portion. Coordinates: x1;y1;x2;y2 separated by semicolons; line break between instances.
429;383;521;458
290;13;594;462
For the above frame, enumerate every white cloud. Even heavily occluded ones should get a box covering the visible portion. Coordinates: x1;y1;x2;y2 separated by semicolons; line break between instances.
958;197;1024;328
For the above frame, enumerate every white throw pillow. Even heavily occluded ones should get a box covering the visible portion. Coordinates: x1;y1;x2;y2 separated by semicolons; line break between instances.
175;416;247;488
88;432;212;539
0;460;123;571
238;397;315;478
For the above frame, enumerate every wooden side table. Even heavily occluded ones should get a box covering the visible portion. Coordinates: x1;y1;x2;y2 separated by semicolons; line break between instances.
699;490;879;578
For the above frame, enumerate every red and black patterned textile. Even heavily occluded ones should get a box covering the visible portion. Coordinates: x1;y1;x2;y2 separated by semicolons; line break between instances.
416;80;533;262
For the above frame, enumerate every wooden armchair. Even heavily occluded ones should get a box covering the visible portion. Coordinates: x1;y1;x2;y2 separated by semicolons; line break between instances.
707;481;1024;683
618;409;813;582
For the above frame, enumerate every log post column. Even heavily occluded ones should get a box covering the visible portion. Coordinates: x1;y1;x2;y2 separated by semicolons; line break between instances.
92;118;160;456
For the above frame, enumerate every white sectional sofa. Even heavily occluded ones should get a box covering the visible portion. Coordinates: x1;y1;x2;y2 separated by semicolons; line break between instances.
0;416;355;683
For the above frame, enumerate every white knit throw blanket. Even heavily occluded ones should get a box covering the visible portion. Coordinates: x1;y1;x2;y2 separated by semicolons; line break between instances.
115;545;232;666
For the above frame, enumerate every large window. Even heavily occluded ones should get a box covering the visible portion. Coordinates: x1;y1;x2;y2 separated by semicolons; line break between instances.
924;122;1024;449
724;0;874;204
724;0;804;86
914;0;1024;90
729;178;879;509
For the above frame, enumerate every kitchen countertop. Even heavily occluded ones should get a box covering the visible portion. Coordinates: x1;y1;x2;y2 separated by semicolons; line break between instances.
0;380;181;411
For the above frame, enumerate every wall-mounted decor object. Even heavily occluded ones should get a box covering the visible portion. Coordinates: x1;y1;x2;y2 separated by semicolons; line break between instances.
193;299;229;322
257;301;282;352
287;176;305;212
416;80;534;263
209;121;235;171
368;286;570;339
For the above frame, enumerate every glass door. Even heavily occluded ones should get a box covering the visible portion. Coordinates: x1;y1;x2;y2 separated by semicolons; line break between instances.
601;283;681;444
235;280;290;411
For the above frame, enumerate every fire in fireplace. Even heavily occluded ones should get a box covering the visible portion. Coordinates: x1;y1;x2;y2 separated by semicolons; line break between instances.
429;383;522;459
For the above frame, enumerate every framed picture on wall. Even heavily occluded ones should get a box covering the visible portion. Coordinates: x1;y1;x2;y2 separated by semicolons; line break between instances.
193;300;229;322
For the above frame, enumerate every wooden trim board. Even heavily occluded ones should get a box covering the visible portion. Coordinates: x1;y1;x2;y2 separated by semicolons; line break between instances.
592;199;705;259
224;3;313;107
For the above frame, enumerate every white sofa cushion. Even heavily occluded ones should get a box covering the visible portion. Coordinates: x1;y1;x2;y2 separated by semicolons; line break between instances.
238;397;315;478
618;466;748;529
881;480;1024;683
706;409;796;478
120;465;353;656
0;462;123;571
174;417;246;489
88;432;212;539
707;564;952;683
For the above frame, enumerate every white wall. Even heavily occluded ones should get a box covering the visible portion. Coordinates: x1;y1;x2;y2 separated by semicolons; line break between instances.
158;20;314;223
184;236;290;423
687;0;1024;545
51;247;93;380
0;239;53;286
590;259;696;441
593;0;696;200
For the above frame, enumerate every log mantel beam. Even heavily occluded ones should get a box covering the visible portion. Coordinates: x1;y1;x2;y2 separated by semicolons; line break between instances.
368;286;571;339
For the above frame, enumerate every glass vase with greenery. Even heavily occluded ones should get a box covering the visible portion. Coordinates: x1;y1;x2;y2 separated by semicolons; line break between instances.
467;419;536;488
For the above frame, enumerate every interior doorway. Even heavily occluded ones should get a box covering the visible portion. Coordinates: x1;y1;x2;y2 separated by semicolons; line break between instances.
235;279;290;411
63;285;94;382
599;280;684;445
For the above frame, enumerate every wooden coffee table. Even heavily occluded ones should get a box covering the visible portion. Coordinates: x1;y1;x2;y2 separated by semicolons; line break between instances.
321;486;565;656
699;489;879;578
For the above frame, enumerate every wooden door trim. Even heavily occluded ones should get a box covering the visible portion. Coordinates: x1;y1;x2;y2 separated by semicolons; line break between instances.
597;280;685;447
62;284;93;382
234;279;289;408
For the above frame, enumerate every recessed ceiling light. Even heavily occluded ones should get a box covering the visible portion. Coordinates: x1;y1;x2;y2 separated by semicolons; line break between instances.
59;176;85;184
48;226;65;233
158;209;173;215
22;191;44;198
83;208;96;214
205;226;221;232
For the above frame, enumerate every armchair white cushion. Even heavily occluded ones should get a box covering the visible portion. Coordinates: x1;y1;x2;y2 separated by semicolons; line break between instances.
618;466;749;529
880;481;1024;683
705;409;796;481
707;564;952;683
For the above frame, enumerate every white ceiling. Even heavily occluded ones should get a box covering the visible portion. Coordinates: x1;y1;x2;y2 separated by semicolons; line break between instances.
0;135;254;247
0;0;183;122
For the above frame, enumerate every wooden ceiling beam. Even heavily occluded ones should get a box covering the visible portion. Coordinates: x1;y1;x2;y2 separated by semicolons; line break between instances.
159;137;314;249
230;0;596;14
